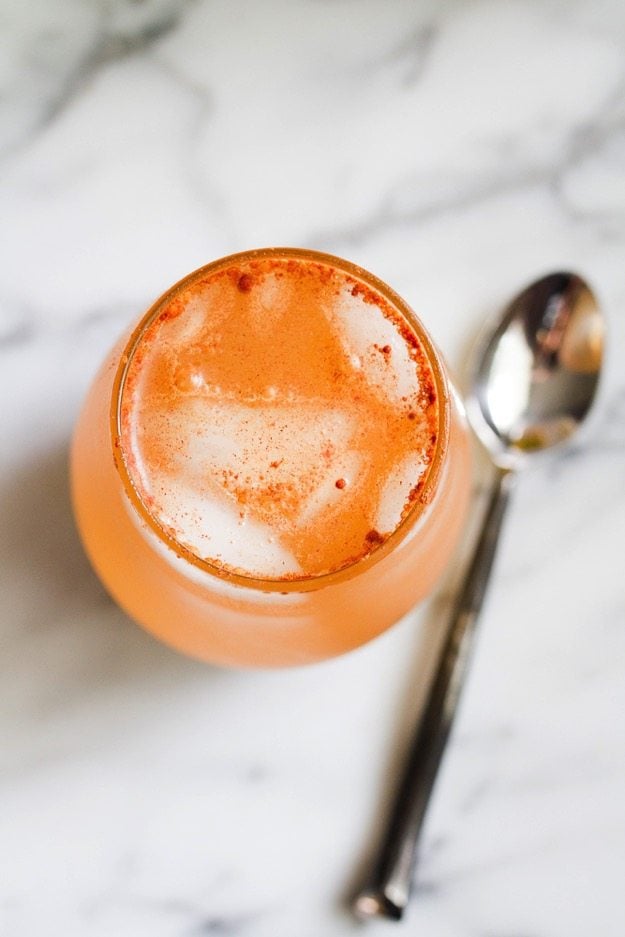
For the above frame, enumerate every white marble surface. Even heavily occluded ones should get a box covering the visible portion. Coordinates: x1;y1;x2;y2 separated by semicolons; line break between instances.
2;1;625;934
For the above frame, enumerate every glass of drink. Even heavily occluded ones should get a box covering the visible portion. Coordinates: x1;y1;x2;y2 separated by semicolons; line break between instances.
71;248;471;667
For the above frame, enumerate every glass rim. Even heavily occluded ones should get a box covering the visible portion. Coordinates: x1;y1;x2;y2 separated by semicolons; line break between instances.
110;246;451;594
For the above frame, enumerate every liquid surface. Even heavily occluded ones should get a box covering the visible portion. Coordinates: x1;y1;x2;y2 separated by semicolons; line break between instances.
119;254;438;580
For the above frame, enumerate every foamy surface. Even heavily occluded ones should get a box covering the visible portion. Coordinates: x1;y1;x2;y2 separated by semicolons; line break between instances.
120;254;438;579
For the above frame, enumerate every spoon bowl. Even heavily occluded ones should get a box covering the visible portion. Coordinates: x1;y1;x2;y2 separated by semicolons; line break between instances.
468;272;603;469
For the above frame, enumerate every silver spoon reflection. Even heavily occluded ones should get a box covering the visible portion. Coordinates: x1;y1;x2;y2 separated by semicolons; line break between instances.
353;272;604;922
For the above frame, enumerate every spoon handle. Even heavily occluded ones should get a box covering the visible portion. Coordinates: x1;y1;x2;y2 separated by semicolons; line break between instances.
353;467;515;922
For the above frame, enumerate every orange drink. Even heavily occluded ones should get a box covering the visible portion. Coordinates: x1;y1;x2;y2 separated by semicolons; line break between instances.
71;248;471;667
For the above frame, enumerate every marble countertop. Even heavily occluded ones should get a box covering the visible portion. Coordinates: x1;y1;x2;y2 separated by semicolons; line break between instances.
2;2;625;935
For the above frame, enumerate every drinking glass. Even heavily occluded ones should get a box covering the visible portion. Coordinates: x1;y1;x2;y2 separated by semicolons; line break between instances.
71;248;471;667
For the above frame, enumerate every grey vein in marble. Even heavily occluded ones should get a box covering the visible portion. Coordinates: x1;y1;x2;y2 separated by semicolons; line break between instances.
1;0;197;161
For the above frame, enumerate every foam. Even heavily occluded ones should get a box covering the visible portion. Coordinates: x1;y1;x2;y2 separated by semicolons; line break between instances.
375;453;427;534
130;397;353;507
120;254;438;579
332;288;419;403
295;450;363;530
146;480;302;578
126;396;355;565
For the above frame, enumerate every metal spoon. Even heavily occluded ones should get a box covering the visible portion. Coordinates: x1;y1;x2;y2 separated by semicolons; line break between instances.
353;272;604;921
